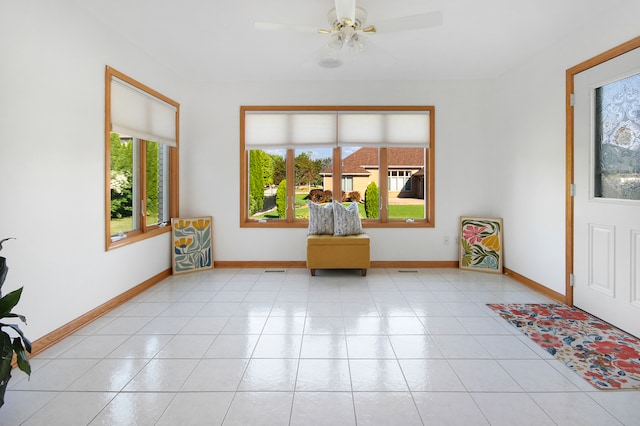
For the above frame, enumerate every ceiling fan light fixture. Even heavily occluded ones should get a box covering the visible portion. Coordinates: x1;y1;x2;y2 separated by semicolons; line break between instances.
328;32;345;50
348;32;369;53
340;26;355;39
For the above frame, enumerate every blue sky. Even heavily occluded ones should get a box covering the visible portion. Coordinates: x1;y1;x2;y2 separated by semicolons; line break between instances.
265;147;360;160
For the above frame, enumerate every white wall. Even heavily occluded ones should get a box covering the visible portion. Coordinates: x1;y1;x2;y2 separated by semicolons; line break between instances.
181;80;498;263
0;1;186;340
4;0;636;344
491;0;640;294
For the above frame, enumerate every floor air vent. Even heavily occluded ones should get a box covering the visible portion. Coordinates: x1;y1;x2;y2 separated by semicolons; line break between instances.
398;270;419;273
264;269;286;273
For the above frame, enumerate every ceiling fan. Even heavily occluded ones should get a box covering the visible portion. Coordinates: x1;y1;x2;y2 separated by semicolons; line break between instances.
255;0;443;68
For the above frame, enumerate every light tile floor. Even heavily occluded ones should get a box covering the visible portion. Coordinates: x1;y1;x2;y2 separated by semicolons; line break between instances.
2;268;639;425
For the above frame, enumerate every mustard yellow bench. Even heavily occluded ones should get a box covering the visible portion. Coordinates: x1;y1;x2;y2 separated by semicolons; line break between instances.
306;234;370;276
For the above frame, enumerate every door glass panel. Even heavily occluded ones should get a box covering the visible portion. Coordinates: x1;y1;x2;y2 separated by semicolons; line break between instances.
595;72;640;200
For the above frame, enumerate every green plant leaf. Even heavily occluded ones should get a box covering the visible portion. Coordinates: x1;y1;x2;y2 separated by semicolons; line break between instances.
0;312;27;323
0;287;23;315
0;332;12;366
0;333;13;409
4;324;31;353
12;338;31;376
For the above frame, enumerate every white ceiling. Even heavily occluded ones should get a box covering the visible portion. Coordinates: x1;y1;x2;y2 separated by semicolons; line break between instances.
72;0;623;82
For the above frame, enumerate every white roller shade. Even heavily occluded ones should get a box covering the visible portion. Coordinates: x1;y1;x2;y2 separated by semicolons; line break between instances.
245;111;337;149
338;111;430;147
111;77;177;147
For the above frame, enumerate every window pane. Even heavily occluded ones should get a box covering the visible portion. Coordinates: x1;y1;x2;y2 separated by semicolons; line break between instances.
110;133;139;236
387;147;425;220
341;176;353;191
249;149;286;220
595;73;640;200
145;141;170;227
318;153;335;204
341;146;375;218
388;170;412;191
296;149;332;219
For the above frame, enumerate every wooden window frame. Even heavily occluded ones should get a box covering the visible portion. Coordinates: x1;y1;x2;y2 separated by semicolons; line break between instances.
240;105;435;229
105;66;180;250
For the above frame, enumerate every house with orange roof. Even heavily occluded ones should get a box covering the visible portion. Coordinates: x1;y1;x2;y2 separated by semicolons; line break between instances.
321;147;425;200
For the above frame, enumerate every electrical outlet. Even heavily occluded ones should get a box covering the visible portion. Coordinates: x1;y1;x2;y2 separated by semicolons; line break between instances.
443;236;450;245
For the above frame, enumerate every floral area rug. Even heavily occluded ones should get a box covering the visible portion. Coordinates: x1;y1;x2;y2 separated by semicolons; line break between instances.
488;303;640;390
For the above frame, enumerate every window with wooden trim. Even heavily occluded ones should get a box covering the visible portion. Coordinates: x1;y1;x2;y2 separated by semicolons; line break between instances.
240;106;434;228
105;66;179;250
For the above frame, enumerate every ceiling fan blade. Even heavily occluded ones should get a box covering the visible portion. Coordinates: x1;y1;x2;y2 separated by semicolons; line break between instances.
373;11;443;33
254;21;320;33
334;0;356;25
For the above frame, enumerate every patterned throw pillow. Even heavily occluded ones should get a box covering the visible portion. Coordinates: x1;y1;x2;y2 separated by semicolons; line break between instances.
332;201;363;236
308;201;334;235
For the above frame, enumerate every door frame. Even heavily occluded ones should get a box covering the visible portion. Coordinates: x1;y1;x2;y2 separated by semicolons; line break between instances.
565;36;640;306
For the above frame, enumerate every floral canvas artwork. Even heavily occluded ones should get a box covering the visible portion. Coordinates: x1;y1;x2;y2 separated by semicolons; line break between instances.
459;216;503;274
171;217;213;274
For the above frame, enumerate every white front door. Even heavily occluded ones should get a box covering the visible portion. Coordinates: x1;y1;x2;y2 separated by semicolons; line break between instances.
573;47;640;338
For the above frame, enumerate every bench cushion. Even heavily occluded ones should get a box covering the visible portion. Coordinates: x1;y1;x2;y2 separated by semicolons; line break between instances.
306;234;370;272
307;234;370;245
